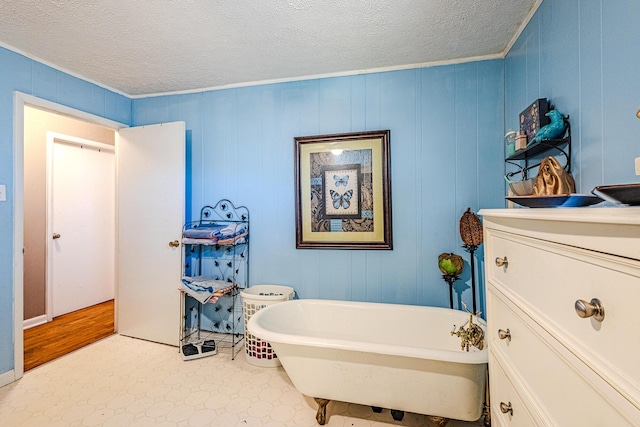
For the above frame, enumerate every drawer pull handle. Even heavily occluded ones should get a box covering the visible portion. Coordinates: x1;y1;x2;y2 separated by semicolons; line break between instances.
500;401;513;415
498;328;511;341
574;298;605;322
495;256;508;268
169;240;180;248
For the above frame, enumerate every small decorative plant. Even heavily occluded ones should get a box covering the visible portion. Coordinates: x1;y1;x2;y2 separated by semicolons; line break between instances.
438;252;464;309
438;252;464;277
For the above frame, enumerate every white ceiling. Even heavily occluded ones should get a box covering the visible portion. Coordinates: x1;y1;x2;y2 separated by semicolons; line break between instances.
0;0;539;97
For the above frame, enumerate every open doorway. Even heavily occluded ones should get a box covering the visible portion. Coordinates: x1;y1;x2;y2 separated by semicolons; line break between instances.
23;106;116;370
12;93;185;383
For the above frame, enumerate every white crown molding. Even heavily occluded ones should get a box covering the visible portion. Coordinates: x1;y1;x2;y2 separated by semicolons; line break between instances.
132;53;504;99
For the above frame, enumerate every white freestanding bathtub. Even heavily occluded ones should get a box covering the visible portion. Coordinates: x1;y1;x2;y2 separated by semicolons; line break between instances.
247;299;487;425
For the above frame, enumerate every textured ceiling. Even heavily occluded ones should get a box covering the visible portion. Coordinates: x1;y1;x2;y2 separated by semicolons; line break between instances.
0;0;538;97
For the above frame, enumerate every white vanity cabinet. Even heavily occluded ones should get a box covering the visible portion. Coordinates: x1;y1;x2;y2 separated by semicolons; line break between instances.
479;208;640;426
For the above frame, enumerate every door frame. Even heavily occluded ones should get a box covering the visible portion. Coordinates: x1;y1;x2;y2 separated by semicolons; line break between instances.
12;92;127;383
46;132;116;322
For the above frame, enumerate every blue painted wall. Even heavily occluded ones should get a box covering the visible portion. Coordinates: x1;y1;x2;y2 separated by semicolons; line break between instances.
506;0;640;191
0;46;131;374
132;63;506;312
3;0;639;378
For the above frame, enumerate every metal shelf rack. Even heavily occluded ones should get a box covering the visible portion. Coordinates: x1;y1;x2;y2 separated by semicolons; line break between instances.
179;199;249;360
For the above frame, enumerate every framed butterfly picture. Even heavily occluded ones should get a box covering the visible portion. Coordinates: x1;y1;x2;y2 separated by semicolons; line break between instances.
294;130;392;249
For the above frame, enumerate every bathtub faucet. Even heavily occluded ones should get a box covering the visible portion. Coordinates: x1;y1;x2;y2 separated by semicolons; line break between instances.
451;313;485;351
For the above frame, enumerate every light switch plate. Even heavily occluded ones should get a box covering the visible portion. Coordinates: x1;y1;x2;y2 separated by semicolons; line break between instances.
0;184;6;201
635;157;640;176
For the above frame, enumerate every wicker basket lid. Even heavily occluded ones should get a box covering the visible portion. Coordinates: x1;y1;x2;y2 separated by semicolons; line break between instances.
460;208;483;247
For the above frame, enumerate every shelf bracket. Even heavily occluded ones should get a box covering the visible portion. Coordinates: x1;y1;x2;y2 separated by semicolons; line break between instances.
504;118;571;181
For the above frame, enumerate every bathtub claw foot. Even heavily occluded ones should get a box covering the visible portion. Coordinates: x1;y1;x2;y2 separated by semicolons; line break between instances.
314;398;330;425
391;409;405;421
426;415;449;427
371;406;383;413
483;403;491;427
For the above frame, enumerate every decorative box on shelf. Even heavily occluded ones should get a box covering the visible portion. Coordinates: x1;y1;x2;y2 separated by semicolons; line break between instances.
519;98;550;144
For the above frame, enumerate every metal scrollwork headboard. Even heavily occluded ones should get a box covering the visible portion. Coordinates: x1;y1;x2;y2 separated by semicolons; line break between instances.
199;199;249;224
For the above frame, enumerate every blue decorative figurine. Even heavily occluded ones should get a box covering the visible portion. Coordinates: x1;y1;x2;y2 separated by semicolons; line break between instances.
531;109;566;144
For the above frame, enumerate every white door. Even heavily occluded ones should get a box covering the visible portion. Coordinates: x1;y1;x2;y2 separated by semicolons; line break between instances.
49;135;115;318
117;122;185;346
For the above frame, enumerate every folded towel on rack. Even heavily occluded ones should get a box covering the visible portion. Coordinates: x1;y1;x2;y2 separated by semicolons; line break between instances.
182;225;225;240
181;237;219;245
219;223;247;237
182;235;247;246
182;223;247;244
217;232;248;245
180;276;236;304
208;284;236;304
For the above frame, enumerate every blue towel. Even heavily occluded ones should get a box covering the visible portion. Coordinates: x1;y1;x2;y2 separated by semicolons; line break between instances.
181;276;233;304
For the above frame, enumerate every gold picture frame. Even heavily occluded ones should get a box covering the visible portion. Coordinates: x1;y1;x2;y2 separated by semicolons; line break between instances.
294;130;392;249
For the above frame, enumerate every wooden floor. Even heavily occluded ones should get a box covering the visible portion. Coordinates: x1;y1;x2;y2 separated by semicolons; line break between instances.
24;300;115;371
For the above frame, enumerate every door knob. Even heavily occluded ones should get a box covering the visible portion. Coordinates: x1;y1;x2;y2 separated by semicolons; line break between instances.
500;401;513;415
498;328;511;341
575;298;605;322
52;233;61;239
169;240;180;248
495;256;508;267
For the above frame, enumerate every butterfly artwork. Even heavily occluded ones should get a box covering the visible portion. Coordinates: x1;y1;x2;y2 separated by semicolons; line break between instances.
330;189;353;209
334;175;349;187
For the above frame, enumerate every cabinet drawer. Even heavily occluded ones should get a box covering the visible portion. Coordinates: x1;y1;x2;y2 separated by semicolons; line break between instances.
489;355;536;427
488;289;636;426
487;230;640;403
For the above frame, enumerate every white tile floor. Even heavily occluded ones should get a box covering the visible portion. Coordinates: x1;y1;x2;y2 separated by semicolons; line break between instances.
0;335;486;426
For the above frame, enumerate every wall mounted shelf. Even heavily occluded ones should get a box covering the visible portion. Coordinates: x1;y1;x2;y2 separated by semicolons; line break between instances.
506;117;571;180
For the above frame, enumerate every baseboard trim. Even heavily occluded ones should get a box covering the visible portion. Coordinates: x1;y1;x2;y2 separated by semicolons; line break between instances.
0;369;16;387
24;315;48;330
